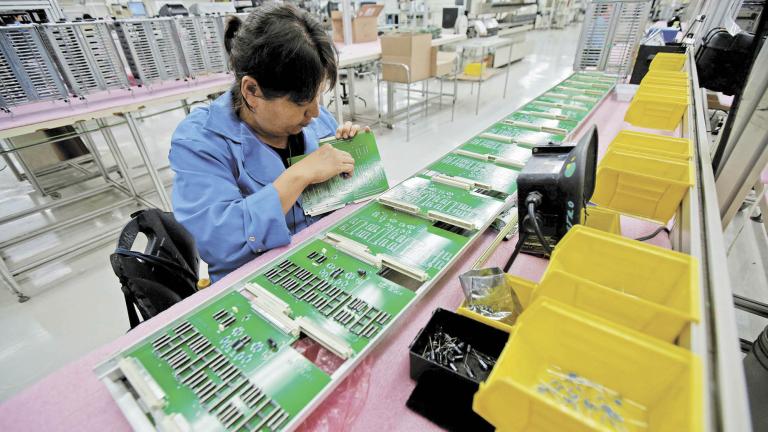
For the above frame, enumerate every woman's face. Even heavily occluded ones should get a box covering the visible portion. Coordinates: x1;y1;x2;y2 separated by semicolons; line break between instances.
241;77;324;137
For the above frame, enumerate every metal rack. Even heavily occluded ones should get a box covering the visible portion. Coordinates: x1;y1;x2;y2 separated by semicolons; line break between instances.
172;16;228;78
113;17;187;86
0;24;68;111
40;20;130;97
573;0;652;78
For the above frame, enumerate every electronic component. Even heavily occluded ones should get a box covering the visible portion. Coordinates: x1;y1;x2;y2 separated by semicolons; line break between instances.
422;153;520;195
289;132;389;216
379;176;507;231
479;121;565;148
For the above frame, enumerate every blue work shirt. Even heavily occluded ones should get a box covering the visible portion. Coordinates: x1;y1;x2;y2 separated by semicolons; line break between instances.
169;91;338;282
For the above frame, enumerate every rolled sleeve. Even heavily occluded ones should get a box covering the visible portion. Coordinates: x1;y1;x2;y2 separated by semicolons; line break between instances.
242;183;290;254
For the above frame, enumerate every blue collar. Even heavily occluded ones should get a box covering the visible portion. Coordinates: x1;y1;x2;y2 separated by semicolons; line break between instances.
203;90;245;143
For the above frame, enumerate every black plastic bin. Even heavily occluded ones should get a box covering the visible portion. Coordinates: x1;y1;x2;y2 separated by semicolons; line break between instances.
406;308;509;431
745;325;768;432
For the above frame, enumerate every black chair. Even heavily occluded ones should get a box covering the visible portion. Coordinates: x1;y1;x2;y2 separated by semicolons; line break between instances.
110;209;200;329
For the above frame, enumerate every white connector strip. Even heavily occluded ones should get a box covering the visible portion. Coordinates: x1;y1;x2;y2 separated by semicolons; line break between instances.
117;357;167;410
244;282;291;316
558;85;603;96
479;132;514;143
502;119;542;131
295;317;353;359
378;196;420;215
453;149;490;161
494;156;527;169
250;301;300;336
380;255;428;282
518;110;570;121
427;209;478;231
530;100;588;112
431;174;473;190
324;232;382;267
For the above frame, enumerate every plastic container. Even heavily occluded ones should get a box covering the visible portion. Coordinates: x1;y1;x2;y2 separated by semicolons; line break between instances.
614;83;638;102
473;298;703;432
624;93;688;131
582;205;621;235
538;225;699;342
457;274;536;333
408;308;509;430
641;75;688;88
649;52;687;71
609;130;693;161
744;325;768;432
464;62;486;77
592;149;694;223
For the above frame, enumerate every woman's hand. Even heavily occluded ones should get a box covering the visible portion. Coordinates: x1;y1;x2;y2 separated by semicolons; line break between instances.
291;144;354;184
335;121;371;139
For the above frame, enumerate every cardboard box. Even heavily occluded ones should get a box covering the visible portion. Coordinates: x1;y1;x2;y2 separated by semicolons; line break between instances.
430;47;457;77
381;32;432;83
331;4;383;44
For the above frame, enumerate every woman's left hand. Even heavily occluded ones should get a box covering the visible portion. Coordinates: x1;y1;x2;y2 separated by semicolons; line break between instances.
335;121;371;139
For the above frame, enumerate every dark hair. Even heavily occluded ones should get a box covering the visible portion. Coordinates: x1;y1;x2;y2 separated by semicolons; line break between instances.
224;4;337;111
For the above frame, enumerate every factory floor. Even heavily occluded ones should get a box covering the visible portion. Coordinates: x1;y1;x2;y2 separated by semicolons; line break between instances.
0;23;766;403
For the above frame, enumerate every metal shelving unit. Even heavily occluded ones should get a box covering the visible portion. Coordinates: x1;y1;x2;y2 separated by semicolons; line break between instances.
172;16;228;78
573;0;651;78
113;17;187;86
40;20;130;97
0;24;68;111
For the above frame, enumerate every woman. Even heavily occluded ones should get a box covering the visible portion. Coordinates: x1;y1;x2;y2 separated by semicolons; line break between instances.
169;4;366;282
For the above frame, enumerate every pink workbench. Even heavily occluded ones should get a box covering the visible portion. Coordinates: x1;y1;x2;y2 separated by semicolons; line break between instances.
0;95;669;431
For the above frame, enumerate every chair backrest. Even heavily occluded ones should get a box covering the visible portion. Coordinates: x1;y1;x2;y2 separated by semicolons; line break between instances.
110;208;200;329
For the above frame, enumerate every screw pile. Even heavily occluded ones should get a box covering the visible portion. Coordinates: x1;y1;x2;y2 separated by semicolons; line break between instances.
421;327;497;381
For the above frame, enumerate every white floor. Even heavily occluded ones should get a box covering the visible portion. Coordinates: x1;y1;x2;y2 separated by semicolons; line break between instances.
0;23;766;403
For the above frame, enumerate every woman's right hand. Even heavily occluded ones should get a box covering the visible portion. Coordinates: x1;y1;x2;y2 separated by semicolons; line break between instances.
292;144;355;185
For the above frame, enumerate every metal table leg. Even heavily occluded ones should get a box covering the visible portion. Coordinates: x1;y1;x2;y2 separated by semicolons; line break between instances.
2;139;48;197
75;122;111;182
333;78;344;125
387;81;395;127
0;256;28;302
475;47;485;115
97;118;138;198
123;112;172;211
1;151;22;181
348;68;356;121
504;40;513;98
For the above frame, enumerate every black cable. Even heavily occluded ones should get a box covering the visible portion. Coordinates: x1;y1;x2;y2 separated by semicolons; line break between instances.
528;202;552;255
635;226;670;241
503;231;528;272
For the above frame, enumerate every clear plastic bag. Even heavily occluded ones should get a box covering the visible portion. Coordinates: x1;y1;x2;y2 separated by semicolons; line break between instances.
459;267;523;326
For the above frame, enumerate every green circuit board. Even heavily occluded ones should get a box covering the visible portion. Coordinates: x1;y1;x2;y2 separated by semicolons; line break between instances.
250;238;416;353
456;137;533;168
327;202;470;280
481;121;566;148
422;153;520;195
97;70;612;432
504;111;579;133
520;101;590;122
535;93;598;110
123;291;330;431
379;176;506;231
289;132;389;216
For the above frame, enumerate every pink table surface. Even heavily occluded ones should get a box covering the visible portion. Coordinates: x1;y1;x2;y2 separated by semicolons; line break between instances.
0;94;670;431
0;74;233;133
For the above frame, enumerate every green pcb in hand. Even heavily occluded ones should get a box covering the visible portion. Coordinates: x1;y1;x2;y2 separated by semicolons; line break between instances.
289;132;388;216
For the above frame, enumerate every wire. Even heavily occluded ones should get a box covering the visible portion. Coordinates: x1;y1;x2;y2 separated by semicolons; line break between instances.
528;202;552;256
635;226;670;241
503;231;528;272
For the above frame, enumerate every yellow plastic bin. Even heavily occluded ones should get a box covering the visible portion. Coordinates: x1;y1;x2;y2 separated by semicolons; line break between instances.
464;62;486;77
457;274;536;333
582;206;622;235
624;93;688;131
641;75;688;88
649;52;687;71
473;298;703;432
592;149;694;223
609;130;693;161
541;225;699;341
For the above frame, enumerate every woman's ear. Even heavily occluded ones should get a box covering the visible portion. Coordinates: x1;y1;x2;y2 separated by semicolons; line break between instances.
240;76;262;110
